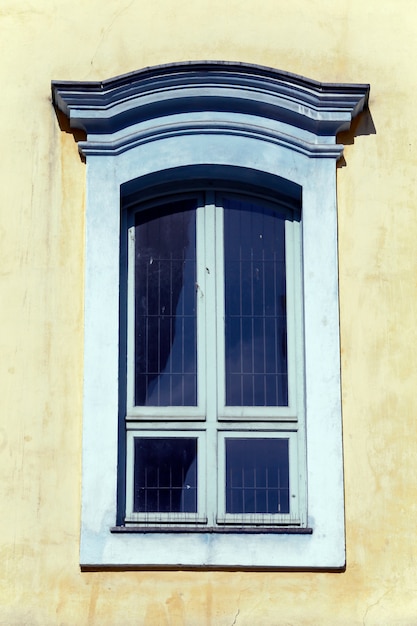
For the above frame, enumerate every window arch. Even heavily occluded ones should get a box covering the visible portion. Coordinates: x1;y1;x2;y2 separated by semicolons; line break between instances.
52;62;369;568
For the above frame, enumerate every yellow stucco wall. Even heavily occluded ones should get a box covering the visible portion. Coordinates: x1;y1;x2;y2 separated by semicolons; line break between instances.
1;1;417;623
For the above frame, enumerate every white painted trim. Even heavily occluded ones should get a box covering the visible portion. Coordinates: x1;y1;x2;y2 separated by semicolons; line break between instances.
79;133;345;568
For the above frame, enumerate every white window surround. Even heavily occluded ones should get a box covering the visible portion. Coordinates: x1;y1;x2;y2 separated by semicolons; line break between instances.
52;62;369;569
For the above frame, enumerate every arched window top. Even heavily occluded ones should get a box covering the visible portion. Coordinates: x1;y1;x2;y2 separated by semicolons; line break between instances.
120;164;302;213
52;61;369;157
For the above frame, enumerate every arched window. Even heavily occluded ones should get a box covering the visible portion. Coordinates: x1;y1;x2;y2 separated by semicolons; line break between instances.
122;187;303;529
52;62;369;568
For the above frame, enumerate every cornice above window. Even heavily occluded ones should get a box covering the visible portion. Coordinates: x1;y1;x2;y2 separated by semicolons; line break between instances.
52;61;369;157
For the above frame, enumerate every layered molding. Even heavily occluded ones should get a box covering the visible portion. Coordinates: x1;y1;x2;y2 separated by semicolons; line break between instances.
52;61;369;158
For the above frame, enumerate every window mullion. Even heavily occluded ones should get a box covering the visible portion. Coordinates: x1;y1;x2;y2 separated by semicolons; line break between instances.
287;217;306;525
196;197;207;418
202;191;218;527
214;194;226;418
126;226;135;412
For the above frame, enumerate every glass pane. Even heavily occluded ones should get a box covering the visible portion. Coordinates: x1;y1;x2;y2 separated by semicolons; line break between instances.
223;197;288;406
134;199;197;406
134;437;197;513
225;438;289;514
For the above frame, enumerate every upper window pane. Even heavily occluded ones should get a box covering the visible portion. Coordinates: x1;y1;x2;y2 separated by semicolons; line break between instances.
134;199;197;406
223;197;288;406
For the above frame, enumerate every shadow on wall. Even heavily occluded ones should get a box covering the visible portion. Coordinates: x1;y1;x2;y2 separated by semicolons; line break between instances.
53;106;87;162
337;107;376;167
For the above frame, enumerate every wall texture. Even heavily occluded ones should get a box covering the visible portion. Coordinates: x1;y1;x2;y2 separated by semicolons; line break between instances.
1;0;417;623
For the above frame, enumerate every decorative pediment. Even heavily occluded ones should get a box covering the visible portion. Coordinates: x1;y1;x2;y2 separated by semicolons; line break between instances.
52;61;369;158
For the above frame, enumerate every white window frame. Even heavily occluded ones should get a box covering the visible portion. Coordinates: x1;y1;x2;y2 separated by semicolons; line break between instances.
126;193;207;421
125;429;207;526
214;192;302;422
216;430;300;527
52;62;369;569
124;191;304;530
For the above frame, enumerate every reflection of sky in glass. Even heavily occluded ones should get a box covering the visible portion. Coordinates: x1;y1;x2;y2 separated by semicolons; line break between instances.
134;437;197;512
134;200;197;406
226;438;289;514
223;198;288;406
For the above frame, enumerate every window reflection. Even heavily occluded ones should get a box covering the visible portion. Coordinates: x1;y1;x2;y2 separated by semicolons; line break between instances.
225;438;290;514
223;198;288;406
134;200;197;406
134;437;197;512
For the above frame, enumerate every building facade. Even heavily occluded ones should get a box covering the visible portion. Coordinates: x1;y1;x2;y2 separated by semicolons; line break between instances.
1;1;417;623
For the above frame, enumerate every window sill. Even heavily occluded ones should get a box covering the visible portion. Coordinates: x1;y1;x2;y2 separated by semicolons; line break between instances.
111;525;313;534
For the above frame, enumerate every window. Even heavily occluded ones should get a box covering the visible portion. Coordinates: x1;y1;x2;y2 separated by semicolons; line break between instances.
52;62;369;568
122;191;305;530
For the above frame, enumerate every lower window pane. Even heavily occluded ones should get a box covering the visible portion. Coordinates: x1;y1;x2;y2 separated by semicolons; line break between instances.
225;438;289;514
134;437;197;513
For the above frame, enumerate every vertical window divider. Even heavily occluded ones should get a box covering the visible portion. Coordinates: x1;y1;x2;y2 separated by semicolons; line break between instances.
195;194;207;419
203;190;219;527
285;215;302;419
288;216;307;525
213;192;227;524
126;226;136;413
214;193;226;420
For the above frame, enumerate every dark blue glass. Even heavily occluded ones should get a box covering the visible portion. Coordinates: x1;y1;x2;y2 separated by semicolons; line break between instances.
225;438;289;514
223;197;288;406
134;437;197;513
134;199;197;406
